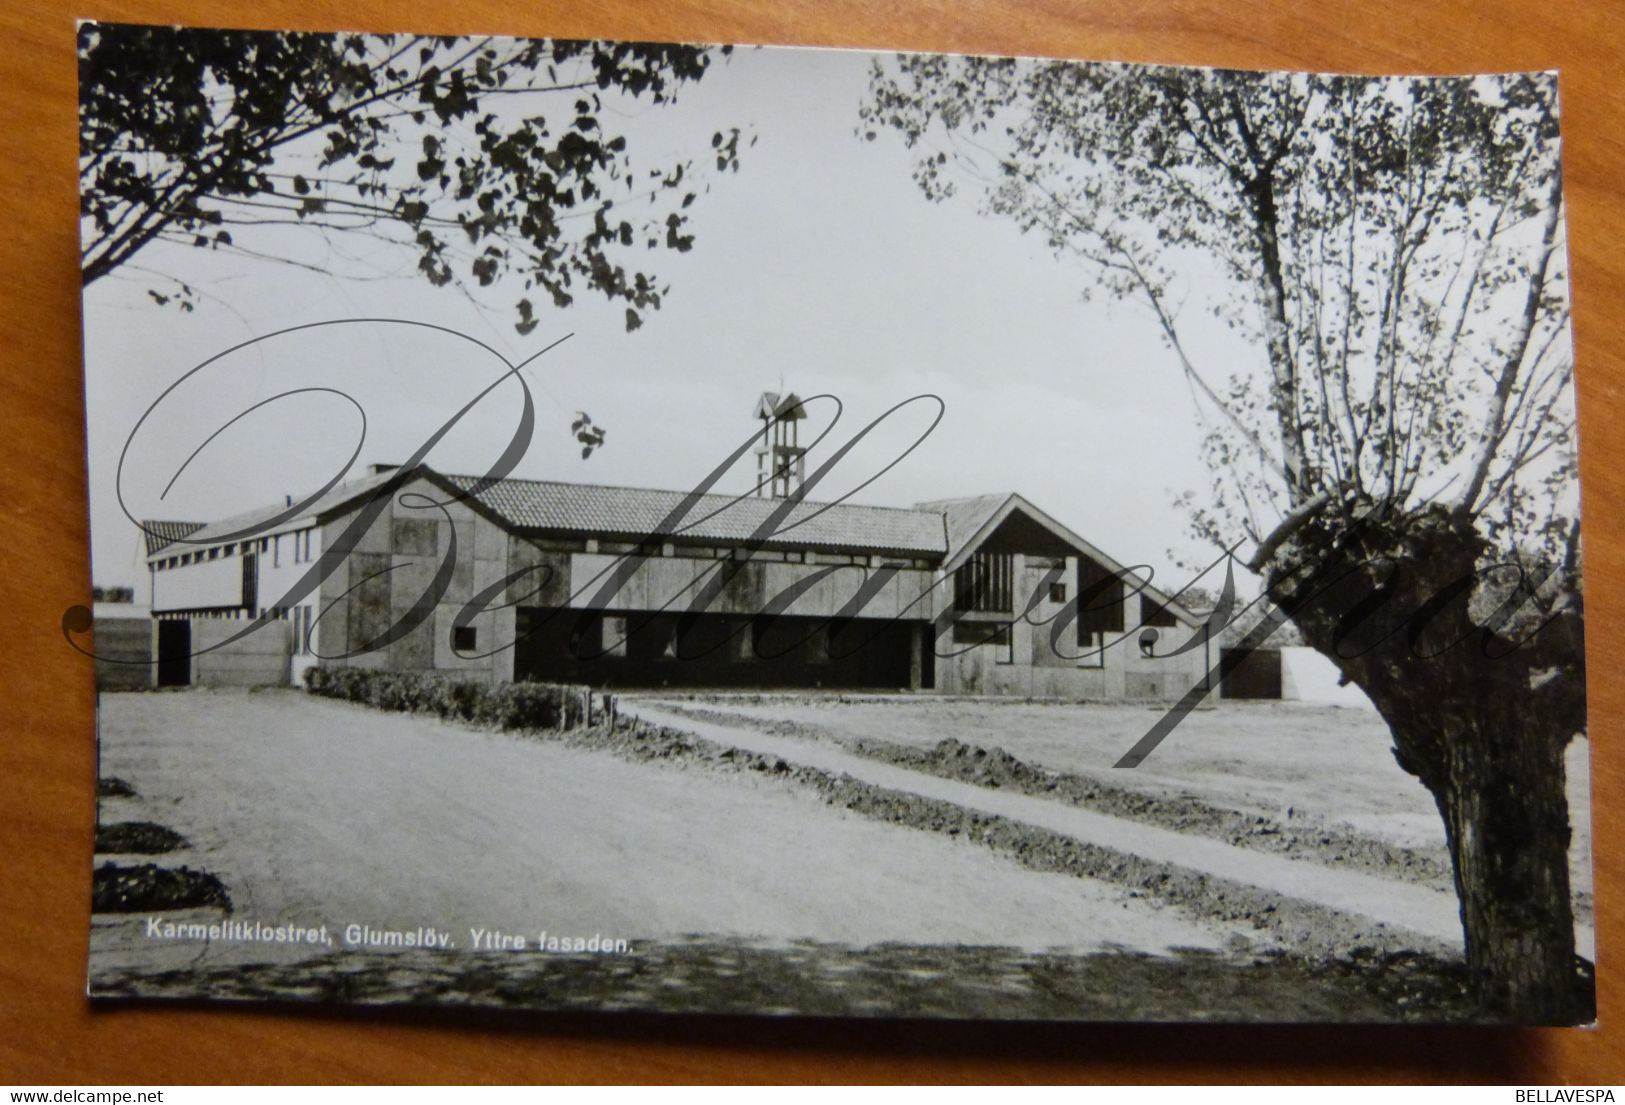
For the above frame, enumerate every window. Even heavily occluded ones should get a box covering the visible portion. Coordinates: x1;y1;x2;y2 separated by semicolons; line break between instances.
452;625;477;653
241;551;257;610
951;620;1013;662
1048;581;1068;604
290;605;312;655
951;621;1009;647
1140;594;1178;628
1076;556;1126;642
954;552;1013;612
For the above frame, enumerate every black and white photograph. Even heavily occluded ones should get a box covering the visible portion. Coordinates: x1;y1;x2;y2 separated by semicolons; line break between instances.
75;22;1594;1025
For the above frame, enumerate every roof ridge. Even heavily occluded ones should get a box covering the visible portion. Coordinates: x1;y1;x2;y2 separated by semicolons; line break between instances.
913;492;1012;509
444;472;942;517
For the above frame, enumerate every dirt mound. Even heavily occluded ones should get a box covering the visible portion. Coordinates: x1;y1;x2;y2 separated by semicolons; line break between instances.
860;735;1451;888
95;821;190;855
648;703;1453;887
92;862;230;913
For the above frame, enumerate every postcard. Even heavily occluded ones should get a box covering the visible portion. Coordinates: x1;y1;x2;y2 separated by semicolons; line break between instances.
76;21;1593;1024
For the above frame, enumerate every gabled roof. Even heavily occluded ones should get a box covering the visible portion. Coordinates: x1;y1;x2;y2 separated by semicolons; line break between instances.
443;473;946;557
141;468;405;561
915;491;1201;627
753;391;807;421
148;466;948;561
914;493;1009;567
140;520;204;556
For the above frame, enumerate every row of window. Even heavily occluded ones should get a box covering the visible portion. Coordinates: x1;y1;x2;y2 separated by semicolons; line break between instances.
153;528;315;571
593;541;930;569
952;556;1180;628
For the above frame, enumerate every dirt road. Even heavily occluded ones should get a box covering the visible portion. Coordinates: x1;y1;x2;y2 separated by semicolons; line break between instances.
93;690;1240;979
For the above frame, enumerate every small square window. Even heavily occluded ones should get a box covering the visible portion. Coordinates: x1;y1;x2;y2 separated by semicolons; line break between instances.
452;625;477;652
1048;582;1067;604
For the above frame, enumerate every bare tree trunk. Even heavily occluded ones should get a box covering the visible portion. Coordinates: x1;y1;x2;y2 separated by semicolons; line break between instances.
1267;503;1589;1023
1420;712;1580;1021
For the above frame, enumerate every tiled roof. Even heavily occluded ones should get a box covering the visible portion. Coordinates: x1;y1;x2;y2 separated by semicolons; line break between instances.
913;493;1012;566
444;474;948;557
141;469;405;560
140;520;204;556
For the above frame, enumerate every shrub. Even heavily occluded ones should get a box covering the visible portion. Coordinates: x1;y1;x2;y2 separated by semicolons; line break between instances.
302;665;589;732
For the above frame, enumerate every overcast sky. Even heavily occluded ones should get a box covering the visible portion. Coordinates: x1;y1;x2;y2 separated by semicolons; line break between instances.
82;40;1259;595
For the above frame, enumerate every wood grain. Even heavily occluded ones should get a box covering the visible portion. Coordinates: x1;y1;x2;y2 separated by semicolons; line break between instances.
2;0;1619;1085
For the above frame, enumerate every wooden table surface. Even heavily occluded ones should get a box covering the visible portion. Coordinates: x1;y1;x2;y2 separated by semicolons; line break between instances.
3;0;1621;1085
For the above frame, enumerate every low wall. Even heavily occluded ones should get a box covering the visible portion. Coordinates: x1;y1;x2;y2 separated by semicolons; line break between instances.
93;615;152;692
192;619;292;688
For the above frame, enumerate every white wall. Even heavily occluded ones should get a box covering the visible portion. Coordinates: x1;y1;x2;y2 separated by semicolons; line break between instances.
151;553;242;611
1280;645;1376;708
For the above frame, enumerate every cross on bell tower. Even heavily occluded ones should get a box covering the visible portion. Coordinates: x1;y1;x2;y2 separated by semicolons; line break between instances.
753;391;807;499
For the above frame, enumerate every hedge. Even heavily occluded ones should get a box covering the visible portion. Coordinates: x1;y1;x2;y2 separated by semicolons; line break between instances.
303;665;588;731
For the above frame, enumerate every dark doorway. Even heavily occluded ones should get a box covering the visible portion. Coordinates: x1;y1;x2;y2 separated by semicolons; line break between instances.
514;606;919;690
919;623;936;690
156;619;191;687
1219;646;1281;699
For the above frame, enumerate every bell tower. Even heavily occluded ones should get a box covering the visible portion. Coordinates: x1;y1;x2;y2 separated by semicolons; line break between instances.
753;391;807;498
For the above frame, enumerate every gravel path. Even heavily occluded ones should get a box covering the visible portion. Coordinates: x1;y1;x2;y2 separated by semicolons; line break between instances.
629;699;1596;960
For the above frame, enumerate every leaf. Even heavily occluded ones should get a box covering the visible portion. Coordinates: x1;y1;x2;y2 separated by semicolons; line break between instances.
515;297;537;336
78;27;745;335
